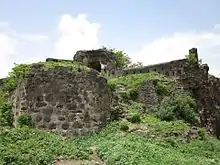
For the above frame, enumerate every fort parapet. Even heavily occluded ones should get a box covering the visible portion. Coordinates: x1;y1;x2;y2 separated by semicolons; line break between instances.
110;48;208;78
45;48;208;79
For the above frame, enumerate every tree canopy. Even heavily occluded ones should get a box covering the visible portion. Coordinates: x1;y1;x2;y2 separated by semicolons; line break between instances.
102;46;143;69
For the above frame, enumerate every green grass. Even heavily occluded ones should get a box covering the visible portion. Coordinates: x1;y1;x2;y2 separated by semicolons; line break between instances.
38;60;91;72
108;72;166;90
108;72;170;100
0;61;219;165
0;117;220;165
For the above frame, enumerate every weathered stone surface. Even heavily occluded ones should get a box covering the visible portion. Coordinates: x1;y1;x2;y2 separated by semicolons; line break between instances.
216;113;220;139
114;48;198;78
6;47;220;138
73;48;116;74
138;79;159;108
179;61;220;136
11;67;111;136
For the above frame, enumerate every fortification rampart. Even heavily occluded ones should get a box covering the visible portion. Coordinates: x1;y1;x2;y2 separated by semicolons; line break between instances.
112;58;188;77
11;66;111;136
109;47;200;78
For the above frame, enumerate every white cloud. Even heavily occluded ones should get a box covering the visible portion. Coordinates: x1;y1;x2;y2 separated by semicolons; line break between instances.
0;22;49;78
0;14;101;78
17;34;48;41
54;14;101;59
132;29;220;77
0;33;18;78
0;13;219;78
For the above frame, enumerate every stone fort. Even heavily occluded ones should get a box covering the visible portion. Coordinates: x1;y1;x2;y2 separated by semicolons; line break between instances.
47;47;208;78
7;47;220;137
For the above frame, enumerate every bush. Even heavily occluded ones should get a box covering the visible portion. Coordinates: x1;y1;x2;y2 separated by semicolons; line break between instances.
17;113;34;127
128;88;138;100
120;121;129;132
130;113;141;123
155;80;173;96
198;128;207;140
0;101;13;126
156;93;196;124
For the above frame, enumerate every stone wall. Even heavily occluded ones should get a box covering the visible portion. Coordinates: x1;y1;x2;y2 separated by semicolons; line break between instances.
116;59;187;77
138;79;159;108
178;63;220;135
110;48;199;78
74;49;116;73
11;66;111;136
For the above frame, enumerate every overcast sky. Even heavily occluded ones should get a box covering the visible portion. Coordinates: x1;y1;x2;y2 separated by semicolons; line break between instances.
0;0;220;78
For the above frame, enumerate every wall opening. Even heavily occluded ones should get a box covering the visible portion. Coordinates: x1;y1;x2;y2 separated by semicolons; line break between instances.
88;61;101;72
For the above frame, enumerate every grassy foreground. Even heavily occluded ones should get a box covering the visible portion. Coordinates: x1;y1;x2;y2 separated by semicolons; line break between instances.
0;63;220;165
0;116;220;165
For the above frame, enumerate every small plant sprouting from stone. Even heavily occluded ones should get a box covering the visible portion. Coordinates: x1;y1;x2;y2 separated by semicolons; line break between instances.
130;113;141;124
186;52;198;66
17;113;34;127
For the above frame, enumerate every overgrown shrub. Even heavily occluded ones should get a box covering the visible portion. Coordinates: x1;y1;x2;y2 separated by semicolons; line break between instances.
186;52;198;66
17;113;33;127
198;128;207;140
156;93;196;124
120;121;129;132
0;64;32;126
155;80;173;96
128;88;138;100
0;101;13;126
129;113;141;123
4;64;32;92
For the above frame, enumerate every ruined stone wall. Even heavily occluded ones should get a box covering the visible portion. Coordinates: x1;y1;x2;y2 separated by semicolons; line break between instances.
209;76;220;106
208;76;220;137
110;48;199;78
11;66;111;136
122;59;187;77
178;63;220;135
74;49;116;73
138;79;159;108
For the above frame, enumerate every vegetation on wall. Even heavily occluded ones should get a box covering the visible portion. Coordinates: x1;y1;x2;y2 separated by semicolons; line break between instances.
108;72;165;99
186;52;198;66
101;46;143;69
0;56;219;165
156;94;196;123
0;64;32;127
0;61;90;127
39;60;91;72
108;72;197;124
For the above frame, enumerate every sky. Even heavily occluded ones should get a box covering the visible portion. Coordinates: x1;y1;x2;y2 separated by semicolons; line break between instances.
0;0;220;78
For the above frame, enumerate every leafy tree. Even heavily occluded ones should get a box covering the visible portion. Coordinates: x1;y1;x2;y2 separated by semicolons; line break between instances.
101;46;143;69
113;49;132;69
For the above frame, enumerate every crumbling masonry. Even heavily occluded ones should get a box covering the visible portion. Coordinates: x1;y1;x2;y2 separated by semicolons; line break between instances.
4;47;220;137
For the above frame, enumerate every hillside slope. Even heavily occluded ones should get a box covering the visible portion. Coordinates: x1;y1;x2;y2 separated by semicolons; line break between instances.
0;62;220;165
